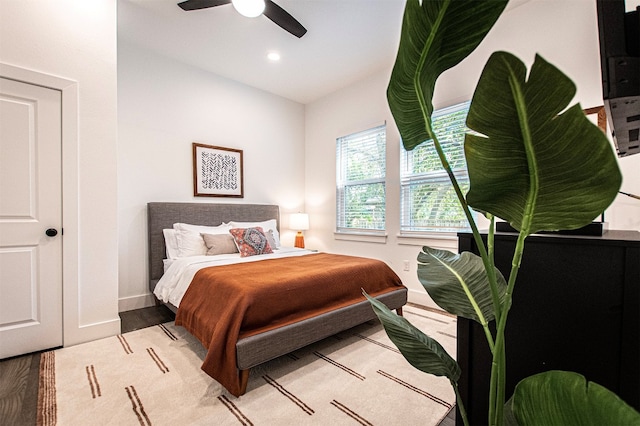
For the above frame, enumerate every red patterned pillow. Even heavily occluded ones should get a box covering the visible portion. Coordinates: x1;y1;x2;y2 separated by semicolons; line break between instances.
229;227;274;257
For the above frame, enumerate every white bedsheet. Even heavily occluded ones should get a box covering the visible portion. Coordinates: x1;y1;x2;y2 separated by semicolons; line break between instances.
154;247;317;307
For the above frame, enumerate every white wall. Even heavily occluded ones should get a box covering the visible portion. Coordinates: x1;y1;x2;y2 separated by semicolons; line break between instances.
0;1;120;344
4;0;634;340
117;42;306;311
304;0;640;308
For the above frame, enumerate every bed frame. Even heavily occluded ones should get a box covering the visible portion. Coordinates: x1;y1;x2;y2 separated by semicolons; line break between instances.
147;202;407;382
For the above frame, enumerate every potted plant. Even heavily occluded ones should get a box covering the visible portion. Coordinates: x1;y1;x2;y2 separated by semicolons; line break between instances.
365;1;640;425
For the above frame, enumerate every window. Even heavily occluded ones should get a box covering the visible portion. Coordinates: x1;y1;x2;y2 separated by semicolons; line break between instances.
336;124;386;233
400;101;472;233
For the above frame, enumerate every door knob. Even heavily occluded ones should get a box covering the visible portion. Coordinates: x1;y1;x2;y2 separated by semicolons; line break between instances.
45;228;58;237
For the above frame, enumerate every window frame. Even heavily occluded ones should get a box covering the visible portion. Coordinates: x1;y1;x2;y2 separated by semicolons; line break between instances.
399;101;474;235
335;124;387;236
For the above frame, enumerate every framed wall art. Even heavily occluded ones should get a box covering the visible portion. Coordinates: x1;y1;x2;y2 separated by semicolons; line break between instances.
584;105;607;133
193;143;244;198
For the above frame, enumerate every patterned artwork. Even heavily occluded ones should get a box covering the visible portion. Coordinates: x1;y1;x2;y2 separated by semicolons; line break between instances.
193;143;243;197
200;151;239;191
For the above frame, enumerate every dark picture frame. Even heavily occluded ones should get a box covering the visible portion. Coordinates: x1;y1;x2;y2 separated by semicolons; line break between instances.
192;143;244;198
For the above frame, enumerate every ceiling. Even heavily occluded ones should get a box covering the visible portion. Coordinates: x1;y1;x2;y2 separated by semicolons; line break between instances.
118;0;531;105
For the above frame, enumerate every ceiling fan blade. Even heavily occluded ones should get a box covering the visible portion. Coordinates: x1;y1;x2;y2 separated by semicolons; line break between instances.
178;0;231;11
263;0;307;38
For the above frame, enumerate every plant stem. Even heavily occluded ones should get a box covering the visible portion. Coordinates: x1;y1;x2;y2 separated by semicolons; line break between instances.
488;215;495;263
415;55;506;424
453;380;470;426
487;215;497;320
422;127;502;320
413;25;502;323
422;127;496;351
489;229;528;426
488;69;537;426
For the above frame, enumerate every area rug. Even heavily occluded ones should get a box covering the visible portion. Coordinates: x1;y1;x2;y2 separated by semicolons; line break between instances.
37;305;456;425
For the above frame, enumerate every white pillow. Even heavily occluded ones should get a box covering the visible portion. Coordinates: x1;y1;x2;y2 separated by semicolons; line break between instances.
173;222;231;257
163;258;175;273
228;219;280;248
162;229;180;259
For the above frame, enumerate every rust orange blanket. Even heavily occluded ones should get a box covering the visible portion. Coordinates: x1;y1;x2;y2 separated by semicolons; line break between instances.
175;253;404;396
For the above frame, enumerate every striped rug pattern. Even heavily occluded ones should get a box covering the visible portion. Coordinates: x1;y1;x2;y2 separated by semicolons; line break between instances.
37;306;456;425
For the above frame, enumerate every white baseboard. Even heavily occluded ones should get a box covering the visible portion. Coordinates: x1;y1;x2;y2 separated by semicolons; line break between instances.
406;288;440;310
118;293;156;312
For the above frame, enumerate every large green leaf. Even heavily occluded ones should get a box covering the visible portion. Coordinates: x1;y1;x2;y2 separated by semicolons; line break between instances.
465;52;622;234
365;293;461;382
506;371;640;426
417;247;507;324
387;0;508;150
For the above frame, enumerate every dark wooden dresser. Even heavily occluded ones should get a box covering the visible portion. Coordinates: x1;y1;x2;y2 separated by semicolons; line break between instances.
456;230;640;425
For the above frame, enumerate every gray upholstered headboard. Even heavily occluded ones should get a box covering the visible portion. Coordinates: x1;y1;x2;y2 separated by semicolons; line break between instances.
147;202;280;292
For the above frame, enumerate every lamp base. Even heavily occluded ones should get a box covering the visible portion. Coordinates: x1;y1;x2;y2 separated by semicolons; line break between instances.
294;232;305;248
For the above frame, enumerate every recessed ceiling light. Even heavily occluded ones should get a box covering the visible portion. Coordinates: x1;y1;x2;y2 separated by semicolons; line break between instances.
267;52;281;62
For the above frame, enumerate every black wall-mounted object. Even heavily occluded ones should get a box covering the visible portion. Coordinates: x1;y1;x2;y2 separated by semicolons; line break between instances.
597;0;640;157
456;230;640;425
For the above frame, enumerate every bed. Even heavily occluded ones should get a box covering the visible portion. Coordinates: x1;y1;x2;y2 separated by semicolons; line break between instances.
147;202;407;396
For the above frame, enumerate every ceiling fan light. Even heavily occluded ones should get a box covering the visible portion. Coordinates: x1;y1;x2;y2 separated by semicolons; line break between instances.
232;0;265;18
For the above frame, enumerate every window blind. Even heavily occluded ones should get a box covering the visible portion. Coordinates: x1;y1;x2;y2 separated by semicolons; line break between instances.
336;124;386;233
400;102;472;233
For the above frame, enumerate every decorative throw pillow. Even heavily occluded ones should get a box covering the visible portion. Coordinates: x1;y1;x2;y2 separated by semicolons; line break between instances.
201;233;239;256
265;229;278;250
229;227;273;257
228;220;280;248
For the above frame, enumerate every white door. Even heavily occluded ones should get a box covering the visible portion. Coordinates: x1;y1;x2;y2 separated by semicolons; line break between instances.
0;77;63;358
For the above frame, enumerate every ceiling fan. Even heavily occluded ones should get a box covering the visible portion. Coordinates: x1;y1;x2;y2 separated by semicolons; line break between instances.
177;0;307;38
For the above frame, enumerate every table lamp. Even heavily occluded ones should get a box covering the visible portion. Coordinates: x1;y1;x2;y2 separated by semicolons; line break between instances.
290;213;309;248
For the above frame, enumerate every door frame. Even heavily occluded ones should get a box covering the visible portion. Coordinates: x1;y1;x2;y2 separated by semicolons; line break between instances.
0;63;79;347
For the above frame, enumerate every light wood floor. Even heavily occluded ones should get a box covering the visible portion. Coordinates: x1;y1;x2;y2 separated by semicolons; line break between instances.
0;305;456;425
